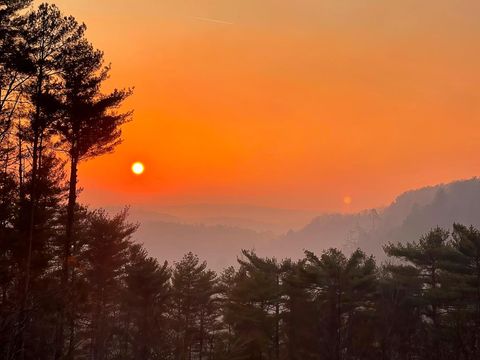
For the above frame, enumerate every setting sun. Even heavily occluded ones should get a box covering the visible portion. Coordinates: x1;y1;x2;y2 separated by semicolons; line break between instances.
131;162;145;175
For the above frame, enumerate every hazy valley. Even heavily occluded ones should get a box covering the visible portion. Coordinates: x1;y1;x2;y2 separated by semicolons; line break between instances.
118;177;480;268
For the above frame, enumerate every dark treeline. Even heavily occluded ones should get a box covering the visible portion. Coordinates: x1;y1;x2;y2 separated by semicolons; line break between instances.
2;1;480;360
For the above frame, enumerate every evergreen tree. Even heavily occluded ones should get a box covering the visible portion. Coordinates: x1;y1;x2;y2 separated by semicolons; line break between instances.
0;0;32;142
54;30;131;359
83;209;137;360
18;6;85;357
121;244;171;360
385;228;456;360
302;249;377;360
375;265;423;359
448;224;480;358
171;252;218;360
281;259;318;360
223;250;284;360
1;150;66;360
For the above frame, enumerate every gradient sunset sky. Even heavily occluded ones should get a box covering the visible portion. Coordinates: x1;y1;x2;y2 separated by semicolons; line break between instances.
50;0;480;212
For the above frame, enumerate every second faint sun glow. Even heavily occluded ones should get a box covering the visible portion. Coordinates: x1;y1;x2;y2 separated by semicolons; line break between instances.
132;162;145;175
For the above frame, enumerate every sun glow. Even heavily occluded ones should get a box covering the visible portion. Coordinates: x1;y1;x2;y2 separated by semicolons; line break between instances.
131;162;145;175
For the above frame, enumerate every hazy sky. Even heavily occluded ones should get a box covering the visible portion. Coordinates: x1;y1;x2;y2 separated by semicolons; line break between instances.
48;0;480;212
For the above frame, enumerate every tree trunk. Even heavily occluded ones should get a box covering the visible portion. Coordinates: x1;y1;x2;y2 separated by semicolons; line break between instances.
66;152;79;359
17;126;23;200
199;311;205;360
56;150;79;360
65;151;78;283
275;273;280;360
20;123;40;360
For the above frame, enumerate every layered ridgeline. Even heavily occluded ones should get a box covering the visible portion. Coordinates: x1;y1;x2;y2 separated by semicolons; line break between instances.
121;204;317;269
124;178;480;266
277;177;480;260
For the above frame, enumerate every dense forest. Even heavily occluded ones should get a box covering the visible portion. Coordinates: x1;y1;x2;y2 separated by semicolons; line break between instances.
2;1;480;360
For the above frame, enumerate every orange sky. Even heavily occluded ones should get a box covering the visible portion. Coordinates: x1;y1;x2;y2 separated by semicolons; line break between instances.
49;0;480;212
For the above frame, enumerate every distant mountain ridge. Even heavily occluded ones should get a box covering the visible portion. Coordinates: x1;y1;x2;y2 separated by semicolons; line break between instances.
121;177;480;269
134;220;275;270
274;178;480;261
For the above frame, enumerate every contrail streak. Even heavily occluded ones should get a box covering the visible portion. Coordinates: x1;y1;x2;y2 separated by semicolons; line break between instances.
190;16;234;25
